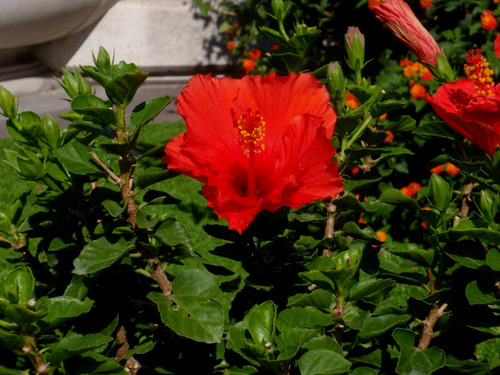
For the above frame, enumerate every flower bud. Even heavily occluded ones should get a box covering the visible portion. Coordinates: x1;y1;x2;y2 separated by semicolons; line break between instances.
345;26;365;71
480;190;497;221
327;62;346;104
271;0;287;25
428;173;452;211
42;114;61;149
0;86;17;118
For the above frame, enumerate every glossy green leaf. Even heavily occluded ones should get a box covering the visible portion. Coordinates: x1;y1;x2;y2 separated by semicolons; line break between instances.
73;236;129;275
277;307;334;332
37;296;93;329
71;95;116;126
298;349;352;375
135;167;171;189
358;313;410;341
148;269;224;343
349;367;378;375
413;121;457;141
248;301;276;344
102;200;126;218
0;364;29;375
387;242;435;267
54;140;104;175
49;333;113;363
3;267;34;304
302;336;343;355
130;96;172;127
287;289;334;309
349;278;395;302
104;64;149;105
0;328;25;352
486;248;500;271
153;218;195;255
63;351;127;375
465;280;500;305
3;304;48;327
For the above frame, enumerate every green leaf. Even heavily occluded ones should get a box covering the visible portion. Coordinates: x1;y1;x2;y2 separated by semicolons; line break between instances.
0;364;29;375
102;200;126;218
3;304;48;327
0;328;25;352
37;296;94;329
3;267;34;304
73;236;129;275
268;52;308;74
104;64;149;105
487;248;500;271
379;187;417;207
393;329;446;374
349;278;395;302
358;314;410;341
71;95;116;126
148;269;224;343
342;222;379;241
135;167;171;189
153;218;195;255
298;349;352;375
349;367;378;375
302;336;343;355
63;351;127;375
130;96;172;127
465;281;500;305
287;289;334;310
49;333;113;363
413;121;458;141
54;140;104;175
276;307;334;332
142;189;181;205
248;301;277;344
388;243;435;267
371;99;407;118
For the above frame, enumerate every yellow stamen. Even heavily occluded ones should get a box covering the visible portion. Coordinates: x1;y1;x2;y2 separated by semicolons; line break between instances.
464;49;495;97
236;108;266;154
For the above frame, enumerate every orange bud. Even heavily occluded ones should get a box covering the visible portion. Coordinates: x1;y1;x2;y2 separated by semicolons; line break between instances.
351;166;360;175
445;162;460;176
226;40;237;53
379;113;388;120
420;0;432;9
481;10;497;31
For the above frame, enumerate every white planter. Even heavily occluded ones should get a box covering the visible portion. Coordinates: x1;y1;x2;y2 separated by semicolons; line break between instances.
35;0;230;74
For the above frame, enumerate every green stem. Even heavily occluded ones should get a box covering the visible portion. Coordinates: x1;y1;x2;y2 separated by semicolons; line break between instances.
339;115;374;163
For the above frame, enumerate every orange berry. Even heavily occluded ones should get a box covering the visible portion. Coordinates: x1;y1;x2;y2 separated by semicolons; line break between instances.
242;58;256;73
445;162;460;175
351;166;360;175
376;230;388;242
379;113;388;120
410;83;427;99
248;48;262;60
408;182;421;196
430;165;443;174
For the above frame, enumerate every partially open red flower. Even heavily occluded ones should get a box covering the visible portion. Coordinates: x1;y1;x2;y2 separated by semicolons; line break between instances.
369;0;443;67
164;73;344;233
425;49;500;156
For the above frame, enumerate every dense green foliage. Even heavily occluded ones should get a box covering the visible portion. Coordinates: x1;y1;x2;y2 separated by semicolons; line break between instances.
1;0;500;373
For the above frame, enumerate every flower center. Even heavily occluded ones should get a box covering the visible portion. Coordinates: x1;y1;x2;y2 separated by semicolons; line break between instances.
236;108;266;154
464;49;495;97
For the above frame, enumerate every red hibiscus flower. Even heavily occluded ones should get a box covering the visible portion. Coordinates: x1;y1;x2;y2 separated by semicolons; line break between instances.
425;50;500;156
164;73;343;233
495;33;500;59
369;0;443;67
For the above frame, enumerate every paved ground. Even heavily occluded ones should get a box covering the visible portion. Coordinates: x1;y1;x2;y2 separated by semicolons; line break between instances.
0;76;188;138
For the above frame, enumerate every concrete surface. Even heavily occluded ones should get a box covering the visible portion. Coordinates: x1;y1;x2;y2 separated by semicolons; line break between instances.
0;76;188;138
